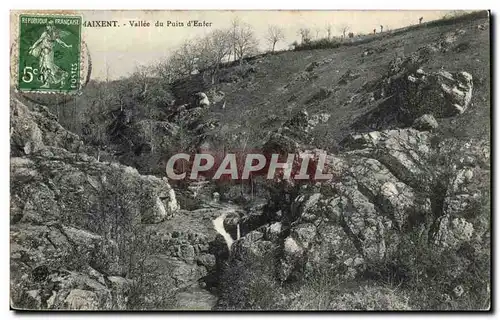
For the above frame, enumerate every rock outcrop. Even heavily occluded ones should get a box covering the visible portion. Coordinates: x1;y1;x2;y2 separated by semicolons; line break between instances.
399;69;473;117
10;100;228;310
10;18;491;310
218;107;490;308
353;47;473;131
11;99;85;156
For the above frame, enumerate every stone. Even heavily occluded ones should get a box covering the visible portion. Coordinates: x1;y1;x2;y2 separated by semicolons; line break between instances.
307;113;331;131
453;285;465;298
413;114;438;131
284;236;302;256
404;69;473;118
434;215;474;249
196;254;216;269
179;245;196;261
293;192;321;220
10;99;85;157
291;223;317;249
265;222;282;242
342;128;432;189
196;92;210;107
9;99;190;310
63;289;101;310
24;290;42;309
279;236;304;281
232;230;273;262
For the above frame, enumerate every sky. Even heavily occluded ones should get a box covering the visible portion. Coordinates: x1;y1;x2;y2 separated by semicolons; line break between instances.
12;10;456;80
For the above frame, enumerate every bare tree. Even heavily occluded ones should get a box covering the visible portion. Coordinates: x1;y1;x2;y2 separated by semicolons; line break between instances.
154;59;177;83
298;27;312;44
198;29;232;83
325;24;333;40
233;22;259;65
170;41;200;76
129;65;151;100
338;24;350;39
266;25;285;52
314;27;321;39
157;29;233;84
230;17;241;61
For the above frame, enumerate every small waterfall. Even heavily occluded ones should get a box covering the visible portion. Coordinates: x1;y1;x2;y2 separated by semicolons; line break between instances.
212;213;240;252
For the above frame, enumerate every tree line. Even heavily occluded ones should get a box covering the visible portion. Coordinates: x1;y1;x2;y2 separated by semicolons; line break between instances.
126;12;472;85
155;18;262;84
144;16;436;85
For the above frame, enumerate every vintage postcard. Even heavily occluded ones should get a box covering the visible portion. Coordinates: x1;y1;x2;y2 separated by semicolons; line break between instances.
9;10;491;311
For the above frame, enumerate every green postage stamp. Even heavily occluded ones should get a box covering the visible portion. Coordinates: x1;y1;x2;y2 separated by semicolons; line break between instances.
17;14;82;94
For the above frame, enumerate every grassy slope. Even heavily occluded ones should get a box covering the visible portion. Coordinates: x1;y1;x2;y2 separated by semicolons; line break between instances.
211;13;490;151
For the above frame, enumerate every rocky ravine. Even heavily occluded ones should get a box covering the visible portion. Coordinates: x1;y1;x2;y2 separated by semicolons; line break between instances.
10;99;240;310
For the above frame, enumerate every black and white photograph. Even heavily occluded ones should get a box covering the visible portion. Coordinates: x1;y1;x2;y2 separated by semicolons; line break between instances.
7;7;492;311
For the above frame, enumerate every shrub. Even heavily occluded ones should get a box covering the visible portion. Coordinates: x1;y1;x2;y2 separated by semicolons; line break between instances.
364;227;490;310
294;38;341;51
216;251;283;310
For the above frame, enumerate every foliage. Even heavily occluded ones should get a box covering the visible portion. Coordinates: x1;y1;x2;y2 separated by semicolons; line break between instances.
294;38;342;51
216;251;283;310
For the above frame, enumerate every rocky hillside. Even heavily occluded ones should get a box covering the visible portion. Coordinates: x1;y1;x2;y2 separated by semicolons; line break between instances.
10;99;229;310
10;11;490;310
217;116;489;310
41;12;490;176
203;11;490;152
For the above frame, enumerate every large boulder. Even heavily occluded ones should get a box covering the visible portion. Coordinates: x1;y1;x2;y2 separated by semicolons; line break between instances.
10;147;181;309
384;49;473;120
433;215;474;250
263;110;329;155
10;99;85;156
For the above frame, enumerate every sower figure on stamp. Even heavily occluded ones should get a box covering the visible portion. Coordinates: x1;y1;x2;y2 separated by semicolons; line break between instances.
28;20;72;88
